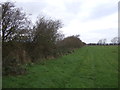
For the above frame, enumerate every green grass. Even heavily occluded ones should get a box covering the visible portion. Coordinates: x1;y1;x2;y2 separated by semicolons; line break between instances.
3;46;118;88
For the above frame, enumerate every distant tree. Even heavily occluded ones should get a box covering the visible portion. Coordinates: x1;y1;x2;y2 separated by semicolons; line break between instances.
103;39;107;45
111;37;118;44
97;38;107;45
1;2;31;42
97;39;102;45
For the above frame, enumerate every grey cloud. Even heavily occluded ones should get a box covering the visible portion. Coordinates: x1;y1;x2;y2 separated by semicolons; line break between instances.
15;1;48;24
91;28;118;37
90;3;117;19
65;1;82;14
14;1;82;25
16;2;47;15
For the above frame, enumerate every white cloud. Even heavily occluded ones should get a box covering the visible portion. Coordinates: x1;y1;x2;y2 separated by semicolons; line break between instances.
60;11;118;43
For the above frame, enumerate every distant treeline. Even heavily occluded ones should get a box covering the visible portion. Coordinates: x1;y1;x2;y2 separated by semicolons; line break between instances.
87;43;120;45
1;2;85;75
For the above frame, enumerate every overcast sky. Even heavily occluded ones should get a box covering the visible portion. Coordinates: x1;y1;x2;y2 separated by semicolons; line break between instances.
1;0;119;43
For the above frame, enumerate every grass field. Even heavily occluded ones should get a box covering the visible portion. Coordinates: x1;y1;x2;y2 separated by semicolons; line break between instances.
2;46;118;88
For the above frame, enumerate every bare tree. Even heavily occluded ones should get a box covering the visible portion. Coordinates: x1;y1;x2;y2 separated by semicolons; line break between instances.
111;37;118;44
1;2;31;42
98;39;102;45
103;39;107;45
98;38;107;45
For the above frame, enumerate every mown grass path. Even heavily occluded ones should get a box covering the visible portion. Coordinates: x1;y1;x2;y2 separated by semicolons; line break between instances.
3;46;118;88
